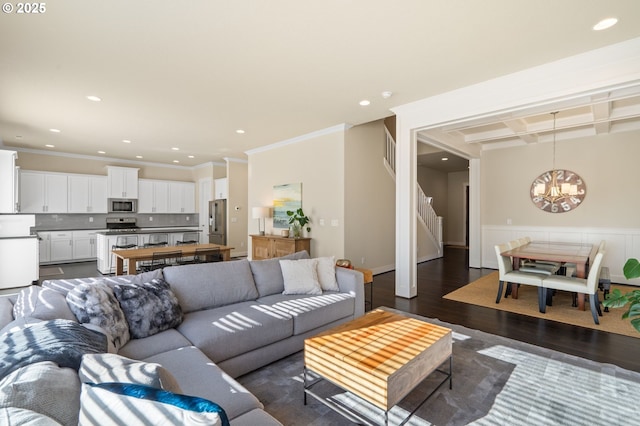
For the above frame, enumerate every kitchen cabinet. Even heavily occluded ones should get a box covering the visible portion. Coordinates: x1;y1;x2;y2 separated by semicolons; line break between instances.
68;175;107;213
168;181;195;213
97;233;137;274
20;171;68;213
138;179;169;213
251;235;311;260
0;150;18;213
72;230;98;260
49;231;73;262
214;178;228;199
106;166;139;199
38;232;51;263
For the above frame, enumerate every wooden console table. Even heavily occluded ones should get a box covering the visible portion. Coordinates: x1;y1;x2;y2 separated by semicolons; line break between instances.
251;234;311;260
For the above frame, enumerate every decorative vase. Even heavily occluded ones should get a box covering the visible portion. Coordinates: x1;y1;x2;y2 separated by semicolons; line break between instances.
291;223;302;238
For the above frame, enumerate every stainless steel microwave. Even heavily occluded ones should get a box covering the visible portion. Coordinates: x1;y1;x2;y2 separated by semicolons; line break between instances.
108;198;137;213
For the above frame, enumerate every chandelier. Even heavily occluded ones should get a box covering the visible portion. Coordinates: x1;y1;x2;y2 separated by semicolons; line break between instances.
530;112;586;213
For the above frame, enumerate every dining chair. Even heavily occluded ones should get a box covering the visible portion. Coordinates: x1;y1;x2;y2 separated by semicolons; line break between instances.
540;250;605;324
144;233;169;248
194;247;223;263
494;243;546;311
177;232;199;245
110;235;138;275
140;250;183;272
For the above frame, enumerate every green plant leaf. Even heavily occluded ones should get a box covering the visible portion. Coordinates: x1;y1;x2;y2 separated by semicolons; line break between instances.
627;303;640;319
631;317;640;333
602;288;629;308
623;258;640;280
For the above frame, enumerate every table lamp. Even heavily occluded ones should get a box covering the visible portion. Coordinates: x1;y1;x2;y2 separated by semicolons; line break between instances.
252;207;271;236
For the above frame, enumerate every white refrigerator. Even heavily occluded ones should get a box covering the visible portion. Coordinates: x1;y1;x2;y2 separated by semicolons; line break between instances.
0;214;38;290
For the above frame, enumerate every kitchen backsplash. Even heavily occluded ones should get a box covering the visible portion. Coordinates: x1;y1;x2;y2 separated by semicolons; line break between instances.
33;213;199;231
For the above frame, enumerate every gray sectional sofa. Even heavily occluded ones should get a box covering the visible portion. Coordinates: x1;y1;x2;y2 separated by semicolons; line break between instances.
0;251;365;425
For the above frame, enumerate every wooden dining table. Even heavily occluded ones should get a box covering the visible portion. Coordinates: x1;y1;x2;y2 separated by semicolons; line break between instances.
501;241;596;310
111;243;234;275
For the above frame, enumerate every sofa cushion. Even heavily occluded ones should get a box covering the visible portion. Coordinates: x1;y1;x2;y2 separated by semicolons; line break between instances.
280;259;322;295
316;256;339;291
176;301;293;363
66;281;130;350
0;361;81;426
113;278;183;339
145;346;263;421
0;319;107;380
79;353;182;393
79;382;229;426
118;329;192;360
257;292;355;335
0;298;14;332
230;408;283;426
12;286;77;322
42;270;164;296
249;250;310;297
163;260;259;313
0;407;62;425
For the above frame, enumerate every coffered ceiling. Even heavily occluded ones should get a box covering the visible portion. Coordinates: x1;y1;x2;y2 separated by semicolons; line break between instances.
1;1;640;167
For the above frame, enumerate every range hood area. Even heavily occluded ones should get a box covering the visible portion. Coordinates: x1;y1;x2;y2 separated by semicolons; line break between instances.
0;214;38;290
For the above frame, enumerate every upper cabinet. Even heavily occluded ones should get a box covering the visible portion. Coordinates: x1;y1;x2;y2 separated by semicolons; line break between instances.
0;150;18;213
214;178;228;199
168;181;195;213
106;166;139;199
20;171;68;213
68;175;107;213
138;179;169;213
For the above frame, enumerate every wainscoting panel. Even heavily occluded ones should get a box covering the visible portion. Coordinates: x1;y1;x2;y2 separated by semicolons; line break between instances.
482;225;640;286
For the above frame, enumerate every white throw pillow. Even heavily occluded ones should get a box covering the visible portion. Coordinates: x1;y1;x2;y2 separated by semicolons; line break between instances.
315;256;339;291
0;361;81;426
280;259;322;295
79;353;182;393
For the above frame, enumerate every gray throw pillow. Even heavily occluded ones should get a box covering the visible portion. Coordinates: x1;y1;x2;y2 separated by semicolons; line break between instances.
13;286;77;322
66;281;130;350
113;278;183;339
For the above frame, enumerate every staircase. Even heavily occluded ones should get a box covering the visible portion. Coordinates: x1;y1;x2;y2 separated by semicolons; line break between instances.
384;126;443;255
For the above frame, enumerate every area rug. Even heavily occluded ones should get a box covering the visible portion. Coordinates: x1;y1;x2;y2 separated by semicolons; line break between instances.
38;267;64;277
443;271;639;338
238;312;640;425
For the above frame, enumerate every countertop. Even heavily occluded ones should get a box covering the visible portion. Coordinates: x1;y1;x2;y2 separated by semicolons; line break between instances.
96;227;200;236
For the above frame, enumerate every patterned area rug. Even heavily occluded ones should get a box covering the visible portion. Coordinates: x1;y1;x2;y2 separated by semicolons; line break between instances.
238;312;640;425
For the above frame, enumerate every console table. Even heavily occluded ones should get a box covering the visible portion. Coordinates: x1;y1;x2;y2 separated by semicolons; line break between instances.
250;234;311;260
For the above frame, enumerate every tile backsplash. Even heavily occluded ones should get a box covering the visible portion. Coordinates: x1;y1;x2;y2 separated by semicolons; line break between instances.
33;213;199;231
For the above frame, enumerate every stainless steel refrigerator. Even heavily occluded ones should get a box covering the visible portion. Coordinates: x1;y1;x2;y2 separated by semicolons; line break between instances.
209;199;227;245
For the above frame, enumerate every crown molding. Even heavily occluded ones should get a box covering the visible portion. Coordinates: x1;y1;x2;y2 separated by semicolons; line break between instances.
245;123;353;156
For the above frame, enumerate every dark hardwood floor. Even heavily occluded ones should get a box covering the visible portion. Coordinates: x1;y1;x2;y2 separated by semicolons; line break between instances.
371;246;640;373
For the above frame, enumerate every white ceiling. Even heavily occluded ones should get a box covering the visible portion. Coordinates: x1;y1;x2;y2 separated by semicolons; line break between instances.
2;1;640;167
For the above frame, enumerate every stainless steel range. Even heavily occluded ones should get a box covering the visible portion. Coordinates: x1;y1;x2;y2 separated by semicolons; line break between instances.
106;217;140;233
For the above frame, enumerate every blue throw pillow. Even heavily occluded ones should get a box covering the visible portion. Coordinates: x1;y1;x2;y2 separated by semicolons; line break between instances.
79;382;230;426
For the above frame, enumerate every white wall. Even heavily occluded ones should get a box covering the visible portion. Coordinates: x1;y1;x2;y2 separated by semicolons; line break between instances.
227;159;248;257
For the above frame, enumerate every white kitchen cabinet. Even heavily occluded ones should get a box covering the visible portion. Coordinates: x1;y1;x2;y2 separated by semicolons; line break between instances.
49;231;73;262
72;230;98;260
38;232;51;263
168;181;195;213
138;179;169;213
20;171;68;213
68;175;107;213
214;178;228;199
106;166;139;199
0;150;18;213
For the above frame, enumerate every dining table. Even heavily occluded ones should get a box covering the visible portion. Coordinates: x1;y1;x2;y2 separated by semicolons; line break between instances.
501;241;596;310
111;243;234;275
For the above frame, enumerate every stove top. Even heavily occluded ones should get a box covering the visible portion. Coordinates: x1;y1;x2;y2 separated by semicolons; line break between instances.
106;217;139;233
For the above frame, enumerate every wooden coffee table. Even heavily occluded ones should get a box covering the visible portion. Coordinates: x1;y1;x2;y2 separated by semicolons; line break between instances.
304;308;452;425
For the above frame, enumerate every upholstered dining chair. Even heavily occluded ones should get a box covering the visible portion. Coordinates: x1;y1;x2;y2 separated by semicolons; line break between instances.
540;250;605;324
494;243;546;312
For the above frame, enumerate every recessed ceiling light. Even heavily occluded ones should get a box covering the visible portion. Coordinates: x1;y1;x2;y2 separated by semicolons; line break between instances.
359;100;371;106
171;147;180;151
188;155;194;159
15;135;22;139
381;91;393;99
97;151;106;154
45;144;55;148
122;139;131;144
86;95;101;102
173;160;180;163
236;129;245;134
593;17;618;31
441;157;449;161
49;128;61;133
136;155;143;159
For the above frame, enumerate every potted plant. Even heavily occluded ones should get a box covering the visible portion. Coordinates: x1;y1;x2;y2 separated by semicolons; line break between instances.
286;208;310;238
603;258;640;332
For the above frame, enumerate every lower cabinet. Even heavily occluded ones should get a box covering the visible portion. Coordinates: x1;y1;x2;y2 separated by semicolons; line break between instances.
39;230;99;264
49;232;73;263
251;235;311;260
